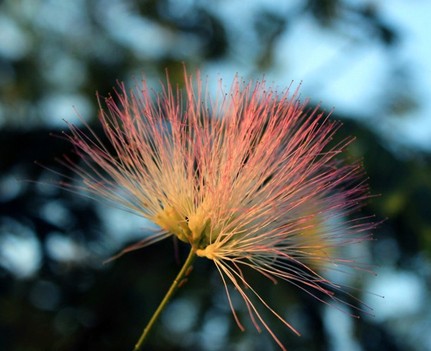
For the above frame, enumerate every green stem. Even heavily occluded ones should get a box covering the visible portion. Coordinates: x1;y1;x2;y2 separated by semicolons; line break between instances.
133;247;196;351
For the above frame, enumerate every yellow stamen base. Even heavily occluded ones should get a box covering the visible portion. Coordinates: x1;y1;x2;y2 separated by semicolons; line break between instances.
196;244;217;260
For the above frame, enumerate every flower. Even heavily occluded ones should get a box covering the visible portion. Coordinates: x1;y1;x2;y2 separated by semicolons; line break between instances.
61;69;374;350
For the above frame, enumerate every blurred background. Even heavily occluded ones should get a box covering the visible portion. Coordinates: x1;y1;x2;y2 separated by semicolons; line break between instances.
1;0;430;350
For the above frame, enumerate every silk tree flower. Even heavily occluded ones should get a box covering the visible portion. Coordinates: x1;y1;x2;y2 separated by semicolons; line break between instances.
60;70;375;350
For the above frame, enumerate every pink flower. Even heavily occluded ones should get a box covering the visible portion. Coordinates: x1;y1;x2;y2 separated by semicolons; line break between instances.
61;69;375;350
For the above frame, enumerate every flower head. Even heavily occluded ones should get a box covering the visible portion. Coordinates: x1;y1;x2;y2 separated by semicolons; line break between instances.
62;69;374;350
